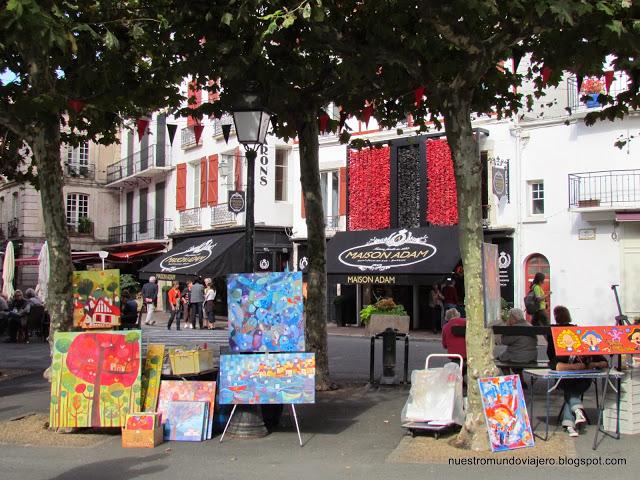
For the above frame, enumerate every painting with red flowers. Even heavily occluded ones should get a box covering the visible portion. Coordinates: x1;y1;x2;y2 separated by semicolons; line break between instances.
49;331;142;428
426;139;458;225
348;146;391;230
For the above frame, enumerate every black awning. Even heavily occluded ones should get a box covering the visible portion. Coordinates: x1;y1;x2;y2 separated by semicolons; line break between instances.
139;233;244;281
326;227;460;284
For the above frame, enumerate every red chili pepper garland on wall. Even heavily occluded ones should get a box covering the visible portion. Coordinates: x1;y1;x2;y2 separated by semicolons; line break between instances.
426;139;458;225
348;146;391;231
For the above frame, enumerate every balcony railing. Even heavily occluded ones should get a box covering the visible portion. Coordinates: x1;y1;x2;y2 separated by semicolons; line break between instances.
179;207;202;230
567;73;630;112
65;163;96;180
106;143;171;184
68;218;94;236
181;126;200;149
325;216;340;233
108;218;173;244
213;119;236;138
210;203;236;227
7;218;19;238
569;170;640;209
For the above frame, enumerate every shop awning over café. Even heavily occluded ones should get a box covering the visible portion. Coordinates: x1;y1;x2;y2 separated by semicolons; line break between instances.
139;233;244;281
326;226;460;285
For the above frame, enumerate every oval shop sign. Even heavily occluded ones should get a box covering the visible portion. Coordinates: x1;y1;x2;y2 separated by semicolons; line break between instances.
160;239;217;272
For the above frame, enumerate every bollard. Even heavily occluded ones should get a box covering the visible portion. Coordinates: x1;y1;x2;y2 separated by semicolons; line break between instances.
380;327;397;385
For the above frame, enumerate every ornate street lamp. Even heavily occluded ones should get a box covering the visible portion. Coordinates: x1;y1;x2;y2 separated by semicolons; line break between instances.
232;83;272;273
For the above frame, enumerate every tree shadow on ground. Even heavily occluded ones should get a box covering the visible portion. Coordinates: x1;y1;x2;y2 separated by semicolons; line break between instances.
48;453;168;480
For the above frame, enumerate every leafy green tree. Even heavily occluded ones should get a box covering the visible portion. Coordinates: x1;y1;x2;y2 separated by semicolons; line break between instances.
0;0;182;353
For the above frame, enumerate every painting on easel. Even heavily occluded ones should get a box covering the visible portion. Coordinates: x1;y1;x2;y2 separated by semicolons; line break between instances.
72;269;121;328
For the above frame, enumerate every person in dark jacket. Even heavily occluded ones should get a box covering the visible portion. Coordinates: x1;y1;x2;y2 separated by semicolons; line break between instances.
189;278;205;329
6;290;29;343
141;276;158;325
498;308;538;364
120;290;139;327
547;305;608;437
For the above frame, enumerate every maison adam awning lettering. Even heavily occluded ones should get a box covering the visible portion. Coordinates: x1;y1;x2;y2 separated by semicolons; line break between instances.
139;233;244;281
326;226;460;284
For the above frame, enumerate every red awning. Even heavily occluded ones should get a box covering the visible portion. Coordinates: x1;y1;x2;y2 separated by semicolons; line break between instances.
615;212;640;222
109;246;165;260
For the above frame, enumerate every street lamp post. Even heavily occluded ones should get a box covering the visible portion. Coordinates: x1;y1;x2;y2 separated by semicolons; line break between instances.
231;83;272;273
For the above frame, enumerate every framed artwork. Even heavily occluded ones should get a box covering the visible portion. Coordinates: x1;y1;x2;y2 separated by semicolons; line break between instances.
227;272;304;352
478;375;534;452
482;243;501;327
163;401;208;441
219;353;315;405
156;380;216;440
552;325;640;356
49;331;142;428
72;269;121;328
141;344;165;412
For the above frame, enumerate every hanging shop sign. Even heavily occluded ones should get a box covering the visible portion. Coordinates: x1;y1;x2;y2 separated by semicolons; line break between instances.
490;156;510;202
492;237;514;304
338;229;436;272
159;239;217;273
228;191;246;214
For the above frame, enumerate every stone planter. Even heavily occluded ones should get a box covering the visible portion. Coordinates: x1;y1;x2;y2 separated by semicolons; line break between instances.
366;314;410;335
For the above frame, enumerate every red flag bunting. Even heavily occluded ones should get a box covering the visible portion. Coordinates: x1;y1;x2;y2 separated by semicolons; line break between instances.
137;119;149;140
193;124;204;144
68;99;85;114
604;71;615;94
541;66;552;85
361;104;373;127
414;86;425;108
318;113;330;133
576;74;584;93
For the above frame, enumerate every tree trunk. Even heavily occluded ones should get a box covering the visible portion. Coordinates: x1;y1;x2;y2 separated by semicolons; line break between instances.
442;93;498;451
297;110;331;390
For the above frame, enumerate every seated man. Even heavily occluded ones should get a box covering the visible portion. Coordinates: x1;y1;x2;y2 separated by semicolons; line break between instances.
120;289;139;327
6;290;30;343
498;307;538;364
0;293;9;335
442;307;467;364
547;305;608;438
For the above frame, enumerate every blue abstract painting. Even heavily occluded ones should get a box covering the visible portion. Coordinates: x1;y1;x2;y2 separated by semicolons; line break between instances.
219;353;315;405
163;400;208;441
227;272;304;352
478;375;534;452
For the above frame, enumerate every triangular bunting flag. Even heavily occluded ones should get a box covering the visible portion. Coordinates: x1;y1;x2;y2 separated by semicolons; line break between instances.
166;124;178;146
512;47;524;72
630;69;640;93
137;119;149;140
318;112;330;133
576;74;584;93
270;114;278;132
68;99;85;114
222;124;231;144
339;111;348;130
193;124;204;144
361;104;374;127
414;86;425;108
604;71;615;94
541;66;552;85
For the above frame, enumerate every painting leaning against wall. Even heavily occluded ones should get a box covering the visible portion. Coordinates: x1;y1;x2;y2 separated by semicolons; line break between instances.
49;331;142;428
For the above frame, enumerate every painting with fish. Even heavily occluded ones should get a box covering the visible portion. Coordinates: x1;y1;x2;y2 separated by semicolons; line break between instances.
219;353;315;404
227;272;304;352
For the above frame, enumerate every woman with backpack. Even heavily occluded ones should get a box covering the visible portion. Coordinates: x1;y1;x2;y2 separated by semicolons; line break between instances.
526;272;549;326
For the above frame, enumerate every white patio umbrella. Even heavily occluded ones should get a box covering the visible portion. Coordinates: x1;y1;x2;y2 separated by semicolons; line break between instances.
36;241;50;303
2;241;15;299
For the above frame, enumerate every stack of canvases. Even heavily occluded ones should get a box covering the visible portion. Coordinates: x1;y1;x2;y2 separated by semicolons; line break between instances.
221;272;315;411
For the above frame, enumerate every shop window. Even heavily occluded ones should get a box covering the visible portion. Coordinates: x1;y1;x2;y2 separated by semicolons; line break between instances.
524;253;551;317
275;149;288;201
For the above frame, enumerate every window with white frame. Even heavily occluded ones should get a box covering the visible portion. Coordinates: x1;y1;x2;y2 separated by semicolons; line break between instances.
529;181;544;215
275;149;288;201
12;192;19;219
320;170;340;223
66;142;89;166
66;193;89;226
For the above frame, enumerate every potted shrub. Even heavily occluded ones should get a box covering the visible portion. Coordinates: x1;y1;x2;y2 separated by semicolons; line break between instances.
77;216;93;234
360;297;410;334
581;77;605;108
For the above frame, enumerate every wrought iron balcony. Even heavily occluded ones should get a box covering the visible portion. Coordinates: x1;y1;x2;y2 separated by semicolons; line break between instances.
179;207;202;230
106;143;171;184
7;218;19;238
210;203;236;227
569;170;640;209
64;163;96;180
325;216;341;233
567;74;630;112
68;218;94;236
108;218;173;244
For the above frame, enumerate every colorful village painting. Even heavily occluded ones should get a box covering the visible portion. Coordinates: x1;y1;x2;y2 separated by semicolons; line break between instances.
219;353;315;405
73;269;121;329
551;325;640;356
50;331;142;428
478;375;534;452
227;272;304;352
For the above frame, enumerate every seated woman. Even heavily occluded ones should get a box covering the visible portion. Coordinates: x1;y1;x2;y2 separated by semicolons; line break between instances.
547;305;608;438
498;308;538;365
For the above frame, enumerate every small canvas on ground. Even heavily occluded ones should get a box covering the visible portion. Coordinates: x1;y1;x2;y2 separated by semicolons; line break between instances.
478;375;534;452
156;380;216;440
163;401;208;441
219;353;315;404
227;272;304;352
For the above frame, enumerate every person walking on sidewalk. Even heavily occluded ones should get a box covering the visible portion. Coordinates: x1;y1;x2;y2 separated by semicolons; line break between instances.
167;281;182;331
189;279;205;329
204;278;216;330
531;272;550;326
141;276;158;325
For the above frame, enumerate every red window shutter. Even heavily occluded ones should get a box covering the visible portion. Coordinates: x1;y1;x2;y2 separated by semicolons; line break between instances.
301;189;306;218
208;79;219;103
234;147;243;191
339;167;347;215
200;157;207;207
176;164;187;211
187;79;202;127
207;154;219;205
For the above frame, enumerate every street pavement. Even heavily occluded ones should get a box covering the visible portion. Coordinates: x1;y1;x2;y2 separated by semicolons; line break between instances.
0;324;638;479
